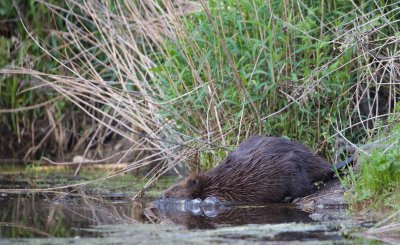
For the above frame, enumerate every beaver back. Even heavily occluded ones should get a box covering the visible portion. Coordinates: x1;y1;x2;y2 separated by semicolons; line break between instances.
162;135;332;203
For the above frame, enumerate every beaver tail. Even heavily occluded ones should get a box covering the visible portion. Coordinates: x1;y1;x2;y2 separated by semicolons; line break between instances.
331;156;354;172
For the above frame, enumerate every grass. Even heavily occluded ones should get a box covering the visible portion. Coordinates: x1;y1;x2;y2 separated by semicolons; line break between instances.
154;0;358;150
342;114;400;214
339;111;400;242
0;0;79;160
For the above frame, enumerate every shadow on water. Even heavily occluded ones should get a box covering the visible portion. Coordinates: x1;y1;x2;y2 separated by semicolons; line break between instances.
0;172;384;244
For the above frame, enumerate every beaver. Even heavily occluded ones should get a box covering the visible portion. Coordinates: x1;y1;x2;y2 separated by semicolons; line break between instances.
162;135;346;203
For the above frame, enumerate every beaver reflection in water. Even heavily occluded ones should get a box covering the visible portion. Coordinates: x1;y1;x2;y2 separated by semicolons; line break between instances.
153;204;312;229
162;135;334;203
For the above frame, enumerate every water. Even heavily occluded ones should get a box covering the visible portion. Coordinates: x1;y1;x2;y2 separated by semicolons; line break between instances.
0;171;385;244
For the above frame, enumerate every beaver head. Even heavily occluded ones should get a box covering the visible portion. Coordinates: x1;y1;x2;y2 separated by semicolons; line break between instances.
162;174;208;199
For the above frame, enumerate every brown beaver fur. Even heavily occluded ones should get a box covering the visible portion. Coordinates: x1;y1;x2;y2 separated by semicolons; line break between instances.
162;135;333;203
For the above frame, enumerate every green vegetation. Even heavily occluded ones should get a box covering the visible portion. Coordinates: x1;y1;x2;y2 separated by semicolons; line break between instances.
0;0;399;218
0;1;79;160
343;114;400;214
155;0;359;162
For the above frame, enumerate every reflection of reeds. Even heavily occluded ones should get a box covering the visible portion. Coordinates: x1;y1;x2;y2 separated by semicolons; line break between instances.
0;191;160;237
0;222;51;237
144;204;164;225
354;210;400;244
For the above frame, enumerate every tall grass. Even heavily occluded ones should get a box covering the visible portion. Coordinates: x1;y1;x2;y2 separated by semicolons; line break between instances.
0;1;73;160
0;0;399;194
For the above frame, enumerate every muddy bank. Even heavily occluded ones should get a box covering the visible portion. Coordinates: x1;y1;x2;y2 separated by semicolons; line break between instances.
294;179;348;221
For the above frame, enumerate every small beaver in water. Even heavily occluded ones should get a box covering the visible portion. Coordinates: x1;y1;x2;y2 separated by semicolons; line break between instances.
162;135;347;203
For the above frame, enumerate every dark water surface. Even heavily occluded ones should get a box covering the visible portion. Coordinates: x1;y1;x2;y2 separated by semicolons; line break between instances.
0;171;382;244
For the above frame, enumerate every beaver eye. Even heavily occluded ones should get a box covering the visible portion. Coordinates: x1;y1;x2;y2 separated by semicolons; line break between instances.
189;179;199;187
